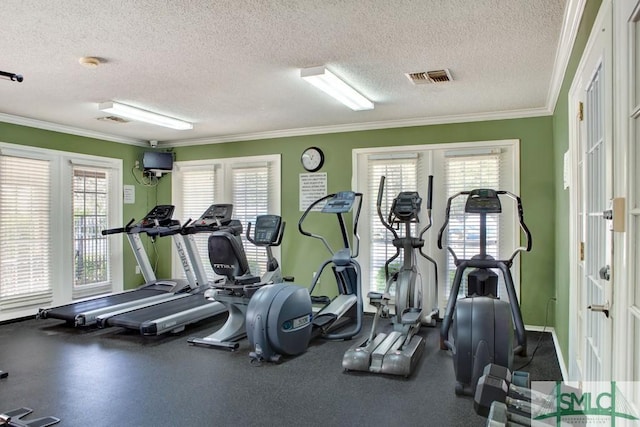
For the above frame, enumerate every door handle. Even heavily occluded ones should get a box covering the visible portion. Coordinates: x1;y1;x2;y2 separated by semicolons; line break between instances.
588;303;610;318
599;265;611;281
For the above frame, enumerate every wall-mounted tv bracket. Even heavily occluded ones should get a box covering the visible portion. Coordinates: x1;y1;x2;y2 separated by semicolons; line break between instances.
0;70;23;82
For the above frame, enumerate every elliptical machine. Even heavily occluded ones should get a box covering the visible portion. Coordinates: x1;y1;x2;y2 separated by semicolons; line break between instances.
342;176;438;377
246;191;364;364
187;214;287;350
438;189;532;395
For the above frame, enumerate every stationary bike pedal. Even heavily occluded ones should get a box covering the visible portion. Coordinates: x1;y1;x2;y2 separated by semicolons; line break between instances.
381;306;390;318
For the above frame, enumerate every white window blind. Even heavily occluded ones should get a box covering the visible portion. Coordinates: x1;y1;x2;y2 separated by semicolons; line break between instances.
179;166;217;280
355;141;518;314
72;167;111;295
232;164;269;276
0;155;52;306
172;156;280;282
367;156;418;294
444;152;504;299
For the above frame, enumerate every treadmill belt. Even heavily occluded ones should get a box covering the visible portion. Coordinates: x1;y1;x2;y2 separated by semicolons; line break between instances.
41;289;167;322
105;294;222;332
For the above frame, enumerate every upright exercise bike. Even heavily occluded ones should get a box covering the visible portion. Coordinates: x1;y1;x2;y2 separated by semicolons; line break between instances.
438;189;532;395
342;175;438;377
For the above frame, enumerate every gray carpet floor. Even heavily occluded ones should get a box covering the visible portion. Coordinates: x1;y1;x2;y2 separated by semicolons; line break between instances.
0;314;562;427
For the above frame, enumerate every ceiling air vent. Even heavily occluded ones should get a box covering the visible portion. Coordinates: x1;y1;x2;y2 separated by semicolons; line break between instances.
97;115;129;123
406;69;453;85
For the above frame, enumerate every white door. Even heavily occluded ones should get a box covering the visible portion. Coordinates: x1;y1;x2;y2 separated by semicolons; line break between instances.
570;4;613;382
624;0;640;407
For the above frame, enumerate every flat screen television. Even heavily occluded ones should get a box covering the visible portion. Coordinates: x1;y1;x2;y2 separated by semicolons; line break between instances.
142;151;173;173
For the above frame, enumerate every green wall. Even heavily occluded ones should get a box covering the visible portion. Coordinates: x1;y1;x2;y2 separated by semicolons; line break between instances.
1;55;572;332
173;116;556;326
0;122;158;289
552;0;602;365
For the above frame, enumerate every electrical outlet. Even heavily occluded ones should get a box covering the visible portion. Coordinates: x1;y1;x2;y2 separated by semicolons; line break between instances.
135;266;141;275
313;271;319;286
135;160;140;169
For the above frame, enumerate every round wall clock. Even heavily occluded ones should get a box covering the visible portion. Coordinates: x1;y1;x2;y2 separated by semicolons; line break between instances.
301;146;325;172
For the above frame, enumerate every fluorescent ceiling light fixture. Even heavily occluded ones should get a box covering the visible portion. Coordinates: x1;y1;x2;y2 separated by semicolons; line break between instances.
300;66;374;111
98;101;193;130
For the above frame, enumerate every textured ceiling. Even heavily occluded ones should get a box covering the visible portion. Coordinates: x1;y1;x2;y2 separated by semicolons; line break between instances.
0;0;570;147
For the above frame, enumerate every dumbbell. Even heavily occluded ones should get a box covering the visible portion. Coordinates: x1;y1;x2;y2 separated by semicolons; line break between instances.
474;364;534;417
486;401;543;427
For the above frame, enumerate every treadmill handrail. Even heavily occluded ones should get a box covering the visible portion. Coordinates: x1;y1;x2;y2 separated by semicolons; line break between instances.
102;218;136;235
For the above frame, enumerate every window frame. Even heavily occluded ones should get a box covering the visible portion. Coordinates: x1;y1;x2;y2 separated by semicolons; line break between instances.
353;139;520;312
0;142;123;321
171;155;281;281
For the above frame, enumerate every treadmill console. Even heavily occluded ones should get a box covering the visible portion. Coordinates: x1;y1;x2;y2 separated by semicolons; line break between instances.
390;191;422;223
137;205;177;228
321;191;356;214
253;215;283;245
195;204;233;227
465;189;502;214
184;204;242;235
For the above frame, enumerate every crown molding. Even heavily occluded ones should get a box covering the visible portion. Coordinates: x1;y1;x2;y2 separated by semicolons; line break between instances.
163;107;552;148
0;113;148;146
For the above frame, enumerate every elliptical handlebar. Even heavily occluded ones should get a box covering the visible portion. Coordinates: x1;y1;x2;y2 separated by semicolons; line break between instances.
298;191;363;258
437;190;532;262
351;193;363;259
437;191;469;250
496;191;533;260
298;194;335;254
378;174;436;266
376;176;399;240
418;175;435;240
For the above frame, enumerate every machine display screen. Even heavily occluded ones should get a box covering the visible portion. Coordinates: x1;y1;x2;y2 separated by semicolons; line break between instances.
290;314;312;330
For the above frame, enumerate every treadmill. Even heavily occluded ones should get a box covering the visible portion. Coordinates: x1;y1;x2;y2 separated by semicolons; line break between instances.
37;205;192;327
94;204;236;335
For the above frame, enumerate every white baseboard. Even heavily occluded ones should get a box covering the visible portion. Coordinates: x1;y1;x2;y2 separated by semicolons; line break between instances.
525;324;569;381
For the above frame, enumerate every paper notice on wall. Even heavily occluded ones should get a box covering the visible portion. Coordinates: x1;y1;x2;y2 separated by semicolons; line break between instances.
300;173;327;211
123;184;135;204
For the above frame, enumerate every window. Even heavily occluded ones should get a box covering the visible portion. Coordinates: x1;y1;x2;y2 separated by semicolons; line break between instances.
442;150;506;299
172;155;280;281
232;164;270;276
354;140;518;312
174;165;217;279
0;155;52;306
367;155;418;293
0;143;122;321
72;167;111;296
